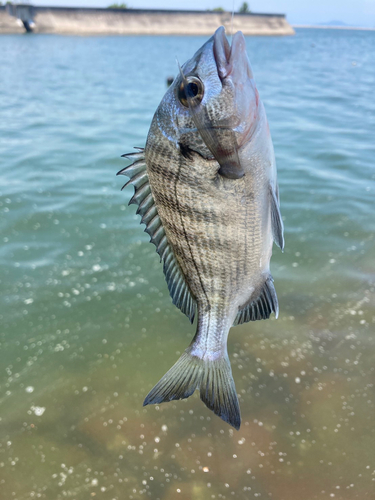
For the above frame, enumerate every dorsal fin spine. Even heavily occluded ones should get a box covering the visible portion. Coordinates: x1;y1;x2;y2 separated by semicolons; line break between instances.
117;159;146;177
141;205;158;225
123;171;148;189
159;245;170;262
130;183;151;205
136;193;153;215
120;149;196;323
145;215;160;235
165;259;175;277
121;150;145;161
150;225;165;245
163;252;174;269
157;236;168;259
174;285;183;307
169;272;181;295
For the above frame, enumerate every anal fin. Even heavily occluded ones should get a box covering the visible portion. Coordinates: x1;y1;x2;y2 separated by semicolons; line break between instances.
233;276;279;326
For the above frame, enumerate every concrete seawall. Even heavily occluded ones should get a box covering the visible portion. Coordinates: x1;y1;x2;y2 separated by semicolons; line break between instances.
0;6;25;33
1;6;294;36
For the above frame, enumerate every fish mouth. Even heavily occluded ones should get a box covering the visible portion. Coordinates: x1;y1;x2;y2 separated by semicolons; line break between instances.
213;26;253;81
212;26;257;149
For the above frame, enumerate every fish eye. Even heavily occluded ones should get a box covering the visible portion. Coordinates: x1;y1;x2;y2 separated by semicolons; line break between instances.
178;77;204;108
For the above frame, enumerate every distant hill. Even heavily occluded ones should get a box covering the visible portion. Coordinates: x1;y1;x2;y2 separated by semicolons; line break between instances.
319;20;348;27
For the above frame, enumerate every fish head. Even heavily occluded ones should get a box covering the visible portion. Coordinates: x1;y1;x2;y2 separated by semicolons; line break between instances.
212;26;259;144
151;26;262;179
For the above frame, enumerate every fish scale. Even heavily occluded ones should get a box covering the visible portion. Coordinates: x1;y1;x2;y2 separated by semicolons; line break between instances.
150;160;246;304
120;26;284;429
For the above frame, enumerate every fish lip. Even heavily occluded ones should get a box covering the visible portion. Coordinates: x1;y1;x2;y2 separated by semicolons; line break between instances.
213;26;249;81
212;27;257;149
213;26;231;80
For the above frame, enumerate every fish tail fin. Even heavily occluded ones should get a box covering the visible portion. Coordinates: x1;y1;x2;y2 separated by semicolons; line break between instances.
143;348;241;430
199;352;241;430
143;350;201;405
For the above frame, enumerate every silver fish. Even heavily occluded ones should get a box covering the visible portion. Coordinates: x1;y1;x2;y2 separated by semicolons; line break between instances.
118;26;284;430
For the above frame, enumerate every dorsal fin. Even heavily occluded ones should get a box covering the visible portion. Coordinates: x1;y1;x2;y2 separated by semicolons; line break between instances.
118;149;196;323
270;184;284;251
233;276;279;326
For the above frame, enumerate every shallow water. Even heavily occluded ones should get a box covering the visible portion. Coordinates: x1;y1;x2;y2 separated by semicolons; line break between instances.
0;29;374;499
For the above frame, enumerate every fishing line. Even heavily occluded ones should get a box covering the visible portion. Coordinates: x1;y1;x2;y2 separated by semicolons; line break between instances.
230;0;235;43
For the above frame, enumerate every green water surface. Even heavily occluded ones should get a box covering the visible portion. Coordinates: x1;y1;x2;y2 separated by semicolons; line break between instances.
0;29;374;499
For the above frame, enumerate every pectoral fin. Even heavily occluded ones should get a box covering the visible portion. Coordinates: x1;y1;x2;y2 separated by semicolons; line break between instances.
270;184;284;251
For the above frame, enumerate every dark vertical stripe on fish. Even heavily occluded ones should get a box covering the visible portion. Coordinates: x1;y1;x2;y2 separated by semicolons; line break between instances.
175;155;210;309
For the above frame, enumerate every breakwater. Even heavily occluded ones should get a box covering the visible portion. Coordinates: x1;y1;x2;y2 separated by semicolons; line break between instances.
1;5;294;36
0;5;25;33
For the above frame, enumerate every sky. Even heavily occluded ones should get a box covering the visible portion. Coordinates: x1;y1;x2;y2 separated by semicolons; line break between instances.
28;0;375;28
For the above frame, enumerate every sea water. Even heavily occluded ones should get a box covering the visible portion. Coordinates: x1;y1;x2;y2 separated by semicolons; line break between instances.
0;29;374;499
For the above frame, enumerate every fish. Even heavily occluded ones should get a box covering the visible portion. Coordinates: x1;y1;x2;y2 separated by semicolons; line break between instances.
118;26;284;430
